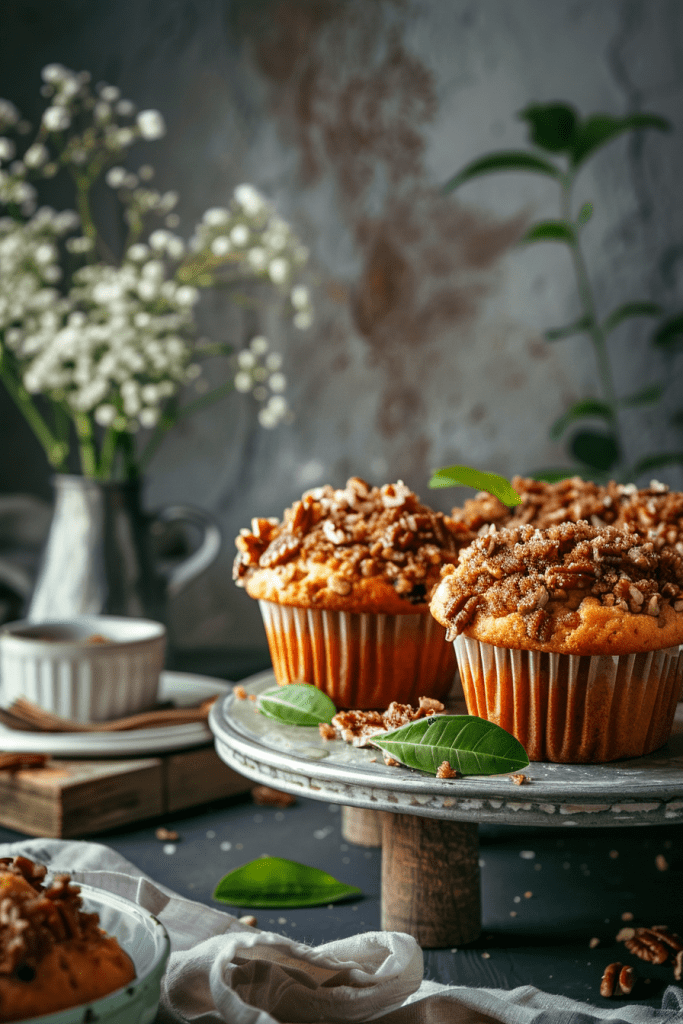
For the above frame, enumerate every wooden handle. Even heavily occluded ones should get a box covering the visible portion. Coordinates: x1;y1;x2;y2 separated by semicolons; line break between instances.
380;812;481;947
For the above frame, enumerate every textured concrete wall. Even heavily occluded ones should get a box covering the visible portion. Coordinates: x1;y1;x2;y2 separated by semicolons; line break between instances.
1;1;683;650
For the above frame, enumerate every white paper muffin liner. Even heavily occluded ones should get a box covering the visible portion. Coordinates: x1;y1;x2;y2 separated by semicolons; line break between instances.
0;616;166;722
454;634;683;763
259;600;456;708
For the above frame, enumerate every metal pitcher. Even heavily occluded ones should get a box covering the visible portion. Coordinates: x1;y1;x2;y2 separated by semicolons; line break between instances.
27;475;221;625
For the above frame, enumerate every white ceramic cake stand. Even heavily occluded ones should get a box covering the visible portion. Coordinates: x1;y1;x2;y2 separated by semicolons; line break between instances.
210;671;683;948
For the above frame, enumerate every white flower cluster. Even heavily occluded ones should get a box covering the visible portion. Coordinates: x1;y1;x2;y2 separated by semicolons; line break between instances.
234;335;290;428
0;207;77;340
2;216;199;431
190;184;313;329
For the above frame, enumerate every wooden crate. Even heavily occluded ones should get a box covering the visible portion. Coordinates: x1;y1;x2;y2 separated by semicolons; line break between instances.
0;746;251;838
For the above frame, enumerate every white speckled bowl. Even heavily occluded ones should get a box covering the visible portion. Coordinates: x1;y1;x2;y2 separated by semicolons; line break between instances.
7;882;171;1024
0;616;166;722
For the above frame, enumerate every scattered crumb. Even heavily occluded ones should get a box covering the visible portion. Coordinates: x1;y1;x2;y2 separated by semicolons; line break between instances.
534;864;542;871
155;827;179;841
589;937;600;949
520;850;535;860
513;896;521;904
436;760;461;779
616;927;636;942
609;850;619;859
220;841;232;851
239;915;258;927
510;911;517;917
319;722;336;740
644;978;652;985
655;854;669;872
481;952;490;959
383;754;401;766
674;950;683;982
524;891;533;899
510;773;529;785
234;685;247;699
206;830;216;838
368;757;377;762
621;912;634;922
252;786;296;807
248;694;257;701
163;844;176;855
277;917;287;925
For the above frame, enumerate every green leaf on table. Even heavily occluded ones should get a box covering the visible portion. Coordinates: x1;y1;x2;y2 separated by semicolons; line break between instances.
652;312;683;351
570;112;671;166
519;103;578;153
544;315;592;341
570;429;620;472
619;384;663;408
372;715;529;776
442;150;561;192
550;399;613;440
213;856;362;909
602;301;663;336
428;466;521;507
256;683;336;727
519;220;575;245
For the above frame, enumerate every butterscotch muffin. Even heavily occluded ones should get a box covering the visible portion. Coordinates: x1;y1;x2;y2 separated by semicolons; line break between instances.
430;520;683;763
233;477;470;708
0;856;136;1022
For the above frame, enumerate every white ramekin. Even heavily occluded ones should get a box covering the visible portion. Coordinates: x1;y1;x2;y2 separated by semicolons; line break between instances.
0;615;166;722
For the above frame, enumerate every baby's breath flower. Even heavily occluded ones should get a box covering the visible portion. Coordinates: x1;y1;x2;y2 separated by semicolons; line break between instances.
293;309;313;330
203;207;230;226
138;164;154;181
94;404;117;426
234;183;266;216
100;85;120;103
0;99;20;127
42;106;71;132
210;236;231;257
234;371;252;393
268;371;287;392
126;243;149;261
290;285;310;309
265;352;282;371
24;143;49;168
0;138;16;162
268;257;289;283
249;335;269;356
230;224;249;247
137;109;166;140
247;246;267;270
116;99;136;118
237;350;256;370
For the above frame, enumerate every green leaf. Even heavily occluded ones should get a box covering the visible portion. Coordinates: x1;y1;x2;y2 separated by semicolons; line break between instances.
371;715;529;776
577;202;593;225
619;384;664;407
570;429;620;472
531;468;580;483
570;112;671;166
256;683;336;727
428;465;521;506
519;103;578;153
652;312;683;350
602;301;663;336
550;399;614;440
213;857;362;909
519;220;575;245
544;315;592;341
443;151;561;192
631;452;683;476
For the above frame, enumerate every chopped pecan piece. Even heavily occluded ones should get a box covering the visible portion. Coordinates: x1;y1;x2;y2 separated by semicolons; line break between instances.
624;928;674;964
318;722;336;741
600;962;623;997
251;786;296;807
510;773;529;785
436;760;461;779
674;949;683;982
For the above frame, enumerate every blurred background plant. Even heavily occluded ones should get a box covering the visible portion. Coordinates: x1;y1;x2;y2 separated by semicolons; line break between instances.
444;102;683;484
0;63;312;481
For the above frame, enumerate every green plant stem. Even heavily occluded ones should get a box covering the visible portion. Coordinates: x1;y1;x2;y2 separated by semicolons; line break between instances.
73;411;98;477
0;364;68;470
117;430;139;481
97;425;119;480
561;179;618;412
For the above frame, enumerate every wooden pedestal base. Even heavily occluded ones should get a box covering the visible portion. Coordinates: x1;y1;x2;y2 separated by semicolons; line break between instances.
379;812;481;948
341;806;383;846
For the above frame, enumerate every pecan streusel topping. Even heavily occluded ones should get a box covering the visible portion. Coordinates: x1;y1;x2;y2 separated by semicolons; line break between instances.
453;475;683;552
233;477;468;604
0;857;101;977
437;520;683;644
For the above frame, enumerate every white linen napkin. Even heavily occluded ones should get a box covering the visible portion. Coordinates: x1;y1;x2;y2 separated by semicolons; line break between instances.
1;838;681;1024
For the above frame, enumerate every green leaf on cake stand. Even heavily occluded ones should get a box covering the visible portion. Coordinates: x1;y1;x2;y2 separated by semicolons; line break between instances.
428;465;522;507
213;856;362;908
371;715;529;777
256;683;336;727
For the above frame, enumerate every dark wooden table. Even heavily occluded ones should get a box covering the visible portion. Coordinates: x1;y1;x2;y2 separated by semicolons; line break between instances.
0;648;681;1009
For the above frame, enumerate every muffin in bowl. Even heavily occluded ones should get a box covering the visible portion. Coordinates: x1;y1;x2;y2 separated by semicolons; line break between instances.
430;519;683;763
233;477;470;708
